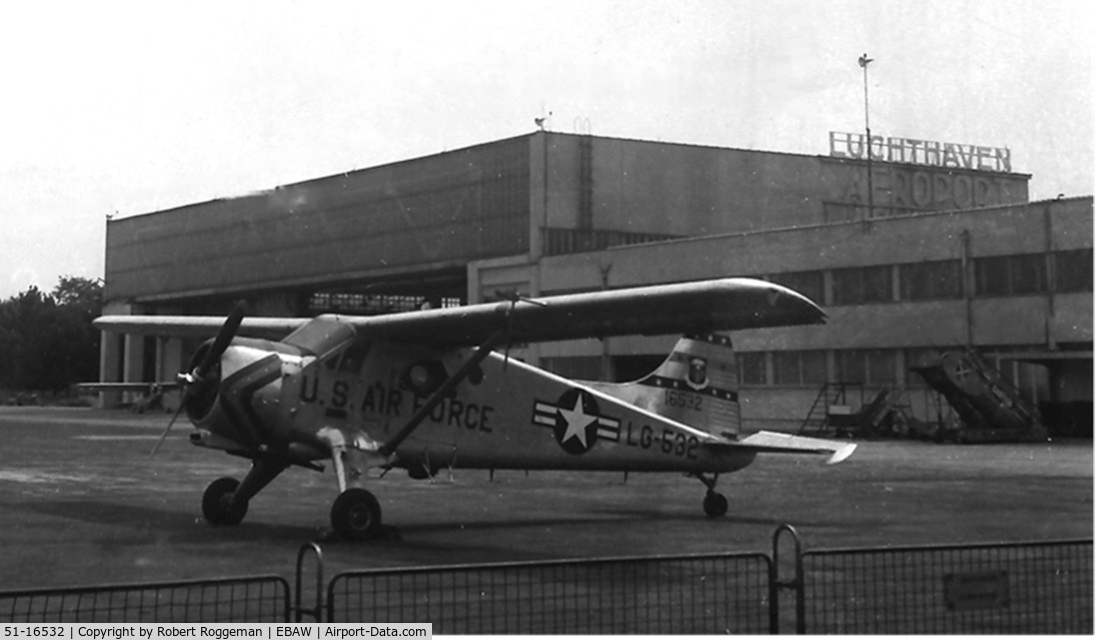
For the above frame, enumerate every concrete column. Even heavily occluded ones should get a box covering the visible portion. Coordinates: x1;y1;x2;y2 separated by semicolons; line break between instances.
162;337;185;411
97;330;123;408
122;333;145;406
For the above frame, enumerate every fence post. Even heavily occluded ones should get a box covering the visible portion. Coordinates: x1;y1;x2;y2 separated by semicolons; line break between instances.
294;542;325;622
772;524;806;634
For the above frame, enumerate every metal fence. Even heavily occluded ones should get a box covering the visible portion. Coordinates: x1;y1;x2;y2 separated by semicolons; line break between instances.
0;576;290;623
327;553;775;634
0;532;1091;632
797;539;1092;634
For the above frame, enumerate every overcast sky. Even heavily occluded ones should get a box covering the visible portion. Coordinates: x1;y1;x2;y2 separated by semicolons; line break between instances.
0;0;1093;300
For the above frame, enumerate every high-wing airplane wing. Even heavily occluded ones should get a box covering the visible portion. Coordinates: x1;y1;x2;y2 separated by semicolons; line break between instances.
90;316;307;339
76;381;179;392
93;278;824;345
341;277;823;345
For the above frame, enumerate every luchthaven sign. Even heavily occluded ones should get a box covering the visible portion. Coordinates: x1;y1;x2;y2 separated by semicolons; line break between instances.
829;131;1012;173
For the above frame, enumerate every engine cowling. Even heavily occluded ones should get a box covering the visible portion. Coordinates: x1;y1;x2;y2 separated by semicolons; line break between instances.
184;338;309;453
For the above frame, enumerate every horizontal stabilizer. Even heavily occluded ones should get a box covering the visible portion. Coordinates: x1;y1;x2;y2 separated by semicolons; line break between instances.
706;430;856;465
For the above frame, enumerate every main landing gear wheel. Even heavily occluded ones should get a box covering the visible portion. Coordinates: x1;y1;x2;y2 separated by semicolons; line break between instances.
703;490;729;518
203;477;248;525
331;488;382;541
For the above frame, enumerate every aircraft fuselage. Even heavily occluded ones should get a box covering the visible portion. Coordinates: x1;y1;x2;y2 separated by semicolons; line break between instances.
193;338;756;478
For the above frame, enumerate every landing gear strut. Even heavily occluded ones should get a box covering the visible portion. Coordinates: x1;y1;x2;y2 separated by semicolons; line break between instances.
693;472;729;518
200;455;288;527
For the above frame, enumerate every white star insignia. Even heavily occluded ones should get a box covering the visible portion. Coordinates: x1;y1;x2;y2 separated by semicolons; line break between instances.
558;395;597;448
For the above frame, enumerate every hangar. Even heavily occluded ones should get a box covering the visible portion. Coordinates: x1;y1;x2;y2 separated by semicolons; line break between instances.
97;130;1093;437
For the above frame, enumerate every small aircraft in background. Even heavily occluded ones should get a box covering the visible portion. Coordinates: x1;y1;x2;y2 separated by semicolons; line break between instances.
88;278;855;540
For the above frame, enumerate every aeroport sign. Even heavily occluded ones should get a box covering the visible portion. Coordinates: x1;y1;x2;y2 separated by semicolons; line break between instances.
829;131;1012;173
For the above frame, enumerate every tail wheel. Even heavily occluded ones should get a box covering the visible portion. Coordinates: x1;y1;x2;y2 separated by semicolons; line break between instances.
203;476;248;525
703;490;728;518
331;488;382;541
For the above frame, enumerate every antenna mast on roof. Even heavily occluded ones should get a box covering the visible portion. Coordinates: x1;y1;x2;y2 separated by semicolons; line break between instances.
858;53;875;222
535;106;553;131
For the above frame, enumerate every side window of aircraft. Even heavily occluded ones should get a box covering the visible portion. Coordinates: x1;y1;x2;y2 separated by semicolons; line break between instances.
337;342;371;373
319;341;372;373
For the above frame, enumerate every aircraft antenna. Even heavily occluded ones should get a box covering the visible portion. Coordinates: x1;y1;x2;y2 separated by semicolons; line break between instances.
535;109;553;131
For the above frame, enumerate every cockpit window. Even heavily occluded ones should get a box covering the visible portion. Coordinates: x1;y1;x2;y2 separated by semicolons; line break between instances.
318;339;371;372
337;341;371;373
282;318;357;357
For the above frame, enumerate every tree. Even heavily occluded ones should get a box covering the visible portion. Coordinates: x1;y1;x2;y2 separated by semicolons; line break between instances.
0;286;55;389
53;275;103;317
0;277;103;392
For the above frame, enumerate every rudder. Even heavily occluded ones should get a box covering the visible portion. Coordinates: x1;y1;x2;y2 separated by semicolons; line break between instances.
588;334;741;439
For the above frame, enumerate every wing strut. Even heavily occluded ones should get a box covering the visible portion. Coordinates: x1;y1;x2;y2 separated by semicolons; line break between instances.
376;329;507;458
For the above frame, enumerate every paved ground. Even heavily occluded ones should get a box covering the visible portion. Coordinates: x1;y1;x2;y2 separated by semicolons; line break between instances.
0;406;1091;591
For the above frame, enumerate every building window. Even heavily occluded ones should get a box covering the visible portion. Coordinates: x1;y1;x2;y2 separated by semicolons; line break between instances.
774;350;828;386
1054;249;1093;292
803;351;828;385
768;271;826;304
899;260;963;300
774;351;800;385
835;349;896;386
974;253;1047;296
835;349;866;384
740;352;767;386
309;292;462;314
866;349;895;385
832;265;893;305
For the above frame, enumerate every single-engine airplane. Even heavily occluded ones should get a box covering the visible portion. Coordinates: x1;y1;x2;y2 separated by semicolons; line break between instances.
88;278;855;540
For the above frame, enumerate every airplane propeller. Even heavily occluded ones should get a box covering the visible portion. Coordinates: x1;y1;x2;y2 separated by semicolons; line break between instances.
150;301;247;455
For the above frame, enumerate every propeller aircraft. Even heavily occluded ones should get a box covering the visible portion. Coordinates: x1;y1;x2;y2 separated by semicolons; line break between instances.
88;278;855;540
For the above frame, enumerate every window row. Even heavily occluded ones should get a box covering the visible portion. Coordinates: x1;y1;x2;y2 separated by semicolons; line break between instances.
765;249;1092;306
738;347;1050;395
309;292;462;314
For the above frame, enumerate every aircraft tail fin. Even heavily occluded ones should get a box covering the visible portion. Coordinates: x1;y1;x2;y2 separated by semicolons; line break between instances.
588;334;741;439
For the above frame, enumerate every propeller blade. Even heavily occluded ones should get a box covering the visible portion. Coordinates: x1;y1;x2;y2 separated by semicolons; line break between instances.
195;301;246;377
150;400;187;456
150;302;245;456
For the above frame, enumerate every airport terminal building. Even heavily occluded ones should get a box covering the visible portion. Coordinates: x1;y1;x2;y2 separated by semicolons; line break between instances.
98;131;1093;437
